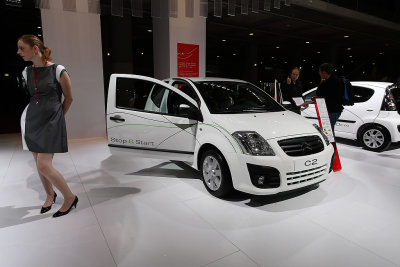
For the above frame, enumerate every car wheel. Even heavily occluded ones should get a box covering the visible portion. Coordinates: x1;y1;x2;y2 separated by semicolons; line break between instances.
200;150;233;197
360;125;391;152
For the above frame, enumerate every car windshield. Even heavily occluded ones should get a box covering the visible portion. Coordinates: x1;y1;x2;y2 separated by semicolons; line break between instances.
193;81;285;114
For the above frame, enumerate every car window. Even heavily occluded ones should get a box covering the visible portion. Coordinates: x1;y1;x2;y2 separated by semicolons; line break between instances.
116;77;153;110
115;77;195;118
165;91;196;117
194;81;285;114
390;87;400;108
304;89;317;102
353;86;374;103
172;81;200;102
150;85;166;108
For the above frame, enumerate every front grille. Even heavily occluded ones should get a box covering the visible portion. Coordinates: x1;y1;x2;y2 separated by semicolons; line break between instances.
287;165;327;186
278;135;324;156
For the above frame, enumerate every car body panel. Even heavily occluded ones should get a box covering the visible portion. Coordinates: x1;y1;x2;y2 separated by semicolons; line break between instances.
301;81;400;143
107;74;335;195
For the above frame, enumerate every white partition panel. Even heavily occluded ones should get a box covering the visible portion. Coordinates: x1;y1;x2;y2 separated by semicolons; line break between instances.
41;1;106;139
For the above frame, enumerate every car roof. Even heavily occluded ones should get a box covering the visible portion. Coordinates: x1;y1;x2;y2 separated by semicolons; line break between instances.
350;81;392;90
173;77;248;83
303;81;393;94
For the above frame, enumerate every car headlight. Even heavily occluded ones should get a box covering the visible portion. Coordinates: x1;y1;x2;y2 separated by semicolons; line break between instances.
313;124;330;146
232;131;275;156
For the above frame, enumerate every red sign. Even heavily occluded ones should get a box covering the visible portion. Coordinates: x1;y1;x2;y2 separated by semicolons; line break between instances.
177;43;199;77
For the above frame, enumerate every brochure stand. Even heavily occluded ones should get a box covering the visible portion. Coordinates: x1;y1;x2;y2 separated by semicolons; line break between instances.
313;97;342;172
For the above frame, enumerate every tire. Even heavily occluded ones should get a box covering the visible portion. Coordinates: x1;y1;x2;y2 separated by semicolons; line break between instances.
360;125;391;152
200;150;233;198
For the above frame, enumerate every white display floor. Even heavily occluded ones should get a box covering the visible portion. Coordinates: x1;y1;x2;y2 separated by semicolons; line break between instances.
1;133;400;267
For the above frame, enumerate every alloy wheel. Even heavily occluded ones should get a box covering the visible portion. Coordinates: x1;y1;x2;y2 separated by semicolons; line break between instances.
202;155;222;191
363;129;385;149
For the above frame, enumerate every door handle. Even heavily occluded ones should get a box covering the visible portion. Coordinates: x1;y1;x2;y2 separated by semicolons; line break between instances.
110;116;125;122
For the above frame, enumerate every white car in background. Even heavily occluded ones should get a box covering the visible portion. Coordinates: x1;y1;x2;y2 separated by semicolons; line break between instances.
301;82;400;152
106;74;334;197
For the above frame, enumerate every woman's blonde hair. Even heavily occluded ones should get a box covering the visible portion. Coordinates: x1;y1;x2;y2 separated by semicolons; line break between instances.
18;34;52;63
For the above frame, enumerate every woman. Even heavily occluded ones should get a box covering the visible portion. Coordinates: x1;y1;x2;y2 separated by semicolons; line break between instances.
17;34;78;217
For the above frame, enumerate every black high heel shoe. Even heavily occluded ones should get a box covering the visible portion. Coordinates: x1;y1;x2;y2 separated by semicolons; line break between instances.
53;196;78;218
40;192;57;214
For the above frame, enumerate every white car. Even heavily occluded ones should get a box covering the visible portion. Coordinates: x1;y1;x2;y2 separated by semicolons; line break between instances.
301;82;400;152
106;74;334;197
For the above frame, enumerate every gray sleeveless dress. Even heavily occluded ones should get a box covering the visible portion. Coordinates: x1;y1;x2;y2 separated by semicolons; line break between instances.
22;64;68;153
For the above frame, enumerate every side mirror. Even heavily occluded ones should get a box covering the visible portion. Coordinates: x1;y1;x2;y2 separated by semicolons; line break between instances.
179;104;203;122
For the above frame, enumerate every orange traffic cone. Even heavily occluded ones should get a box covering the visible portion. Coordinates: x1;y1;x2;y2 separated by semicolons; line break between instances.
331;142;342;171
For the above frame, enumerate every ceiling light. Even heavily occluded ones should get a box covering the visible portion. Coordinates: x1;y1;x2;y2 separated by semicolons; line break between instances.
347;47;351;50
38;34;42;36
233;53;236;56
271;56;275;59
4;73;10;77
222;39;226;42
147;29;152;32
217;55;220;58
305;41;310;44
379;52;383;55
276;46;280;49
106;52;111;56
254;63;257;67
344;35;350;38
349;55;352;58
37;26;41;29
317;51;321;54
249;33;254;36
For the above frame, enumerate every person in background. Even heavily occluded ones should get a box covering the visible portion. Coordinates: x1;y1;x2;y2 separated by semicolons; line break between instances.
17;34;78;217
316;63;344;132
281;67;305;114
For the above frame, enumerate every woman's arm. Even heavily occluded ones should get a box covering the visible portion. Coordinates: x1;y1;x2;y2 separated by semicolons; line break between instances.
60;71;73;115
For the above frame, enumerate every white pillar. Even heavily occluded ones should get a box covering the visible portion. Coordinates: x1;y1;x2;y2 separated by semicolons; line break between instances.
40;0;106;139
153;0;206;79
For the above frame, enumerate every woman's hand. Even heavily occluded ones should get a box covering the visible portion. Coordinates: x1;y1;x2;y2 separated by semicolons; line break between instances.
60;71;73;115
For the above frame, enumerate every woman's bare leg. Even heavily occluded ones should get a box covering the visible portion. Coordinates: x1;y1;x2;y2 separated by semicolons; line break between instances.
33;152;56;207
36;153;75;212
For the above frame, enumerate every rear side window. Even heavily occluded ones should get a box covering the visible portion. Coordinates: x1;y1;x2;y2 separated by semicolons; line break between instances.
150;85;166;108
352;86;374;103
116;78;154;110
390;87;400;108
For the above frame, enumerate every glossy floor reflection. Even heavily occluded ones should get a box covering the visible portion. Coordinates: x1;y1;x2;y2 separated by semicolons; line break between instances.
1;133;400;267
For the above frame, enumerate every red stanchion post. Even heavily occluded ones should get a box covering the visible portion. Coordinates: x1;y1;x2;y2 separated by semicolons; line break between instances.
313;97;342;172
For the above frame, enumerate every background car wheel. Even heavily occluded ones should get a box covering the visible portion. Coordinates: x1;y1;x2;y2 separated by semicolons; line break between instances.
360;125;391;152
200;150;233;197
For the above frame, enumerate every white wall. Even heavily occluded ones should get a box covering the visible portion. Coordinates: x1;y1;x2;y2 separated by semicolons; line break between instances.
41;0;106;139
153;0;206;79
169;0;206;78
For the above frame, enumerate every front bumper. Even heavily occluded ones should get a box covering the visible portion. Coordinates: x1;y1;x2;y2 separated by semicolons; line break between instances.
224;136;335;195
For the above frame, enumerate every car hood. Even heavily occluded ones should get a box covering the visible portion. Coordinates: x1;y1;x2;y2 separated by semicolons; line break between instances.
210;111;318;140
